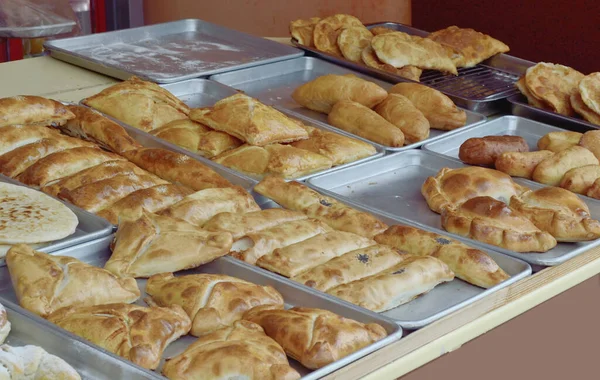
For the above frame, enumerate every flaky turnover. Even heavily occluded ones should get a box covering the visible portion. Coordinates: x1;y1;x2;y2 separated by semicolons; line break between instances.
0;95;75;127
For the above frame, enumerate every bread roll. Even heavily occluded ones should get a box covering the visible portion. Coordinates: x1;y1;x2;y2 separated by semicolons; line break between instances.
532;145;599;186
374;94;430;144
458;135;529;166
494;150;554;179
537;131;582;152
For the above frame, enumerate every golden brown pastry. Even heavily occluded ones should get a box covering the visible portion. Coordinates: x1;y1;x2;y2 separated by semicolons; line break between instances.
291;74;388;114
256;231;376;277
97;184;193;224
459;135;529;166
82;76;189;131
62;105;142;154
6;245;140;317
421;166;528;214
106;211;233;278
328;100;405;147
162;320;300;380
290;124;376;165
389;83;467;130
524;63;584;117
441;196;557;252
151;118;242;158
243;306;387;370
361;46;423;81
212;143;332;179
337;26;373;63
570;92;600;125
510;187;600;242
0;95;75;127
532;145;599;186
374;225;510;288
559;165;600;194
48;303;191;370
16;147;126;188
371;32;458;75
189;94;308;146
328;256;455;311
427;26;510;68
515;76;549;109
122;148;232;190
578;130;600;160
494;150;554;179
370;26;396;35
579;72;600;115
0;124;67;156
374;94;430;144
204;208;307;240
147;273;284;336
289;17;321;47
586;178;600;199
0;344;82;380
291;244;406;291
312;14;364;57
537;131;582;152
254;176;389;238
231;218;333;265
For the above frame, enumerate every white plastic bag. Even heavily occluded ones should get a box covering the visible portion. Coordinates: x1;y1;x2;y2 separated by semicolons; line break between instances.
0;0;79;38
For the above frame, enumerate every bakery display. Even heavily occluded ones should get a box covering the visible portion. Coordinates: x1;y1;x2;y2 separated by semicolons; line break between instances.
494;150;554;179
532;145;599;186
0;95;75;127
313;14;364;57
374;94;430;144
106;211;233;278
361;45;423;81
243;306;387;369
458;135;529;166
338;26;374;63
0;344;81;380
146;272;284;336
537;131;582;152
47;303;191;370
6;244;140;317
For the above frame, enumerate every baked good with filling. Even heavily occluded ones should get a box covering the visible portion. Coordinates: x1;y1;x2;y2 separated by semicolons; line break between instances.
537;131;582;152
532;145;599;186
312;14;364;57
0;95;75;127
494;150;554;179
204;209;307;240
374;94;429;144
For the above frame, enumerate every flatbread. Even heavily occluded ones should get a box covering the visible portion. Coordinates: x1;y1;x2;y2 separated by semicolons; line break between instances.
579;72;600;115
525;62;584;116
290;17;321;47
337;26;373;63
0;182;78;244
313;14;364;57
571;92;600;125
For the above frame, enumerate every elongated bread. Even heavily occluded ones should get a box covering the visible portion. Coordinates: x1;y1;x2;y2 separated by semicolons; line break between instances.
374;94;430;144
291;74;388;114
494;150;554;179
0;124;67;156
459;135;529;166
559;165;600;194
204;209;307;240
537;131;582;152
0;95;75;127
532;145;599;186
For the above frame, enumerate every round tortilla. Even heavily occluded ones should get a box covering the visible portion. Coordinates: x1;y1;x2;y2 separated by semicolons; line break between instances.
579;72;600;115
313;14;363;57
0;182;78;244
525;62;584;117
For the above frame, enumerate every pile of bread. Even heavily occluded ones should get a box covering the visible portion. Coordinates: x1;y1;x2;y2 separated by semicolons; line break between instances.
82;77;378;179
516;62;600;126
292;74;467;147
290;14;510;79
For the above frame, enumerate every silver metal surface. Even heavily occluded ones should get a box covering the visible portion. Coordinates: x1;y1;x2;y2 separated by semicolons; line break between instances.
254;193;531;329
44;19;304;83
509;93;600;133
158;79;385;182
0;235;402;379
210;57;487;153
306;150;600;267
0;21;76;38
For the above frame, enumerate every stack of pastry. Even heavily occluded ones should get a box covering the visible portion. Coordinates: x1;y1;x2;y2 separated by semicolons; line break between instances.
292;74;467;147
290;14;509;79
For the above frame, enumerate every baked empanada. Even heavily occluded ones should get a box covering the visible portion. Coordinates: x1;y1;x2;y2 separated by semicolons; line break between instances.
289;17;321;47
313;14;364;57
559;165;600;194
0;124;65;156
578;130;600;160
532;145;599;186
374;94;430;144
570;92;600;125
494;150;554;179
515;76;549;109
361;46;422;81
337;26;373;63
537;131;582;152
0;96;75;127
586;178;600;199
204;209;307;240
525;63;584;117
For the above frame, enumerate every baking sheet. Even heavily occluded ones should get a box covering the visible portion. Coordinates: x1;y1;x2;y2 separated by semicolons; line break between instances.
253;191;531;329
0;235;402;379
306;150;600;267
210;57;487;153
0;298;163;379
45;19;303;83
509;93;599;133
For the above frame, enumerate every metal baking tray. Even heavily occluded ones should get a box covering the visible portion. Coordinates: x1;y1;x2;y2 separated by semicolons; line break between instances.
0;235;402;379
509;93;599;133
290;21;534;115
157;78;385;182
0;22;76;39
0;174;114;264
253;191;531;329
210;57;487;153
0;298;162;380
45;19;303;83
306;150;600;267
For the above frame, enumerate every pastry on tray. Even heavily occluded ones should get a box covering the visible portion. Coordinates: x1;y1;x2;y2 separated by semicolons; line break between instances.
421;166;528;214
328;256;455;312
494;150;554;179
509;187;600;242
579;130;600;160
162;320;300;380
189;94;308;146
458;135;529;167
6;244;140;317
0;344;81;380
212;143;333;179
585;178;600;199
0;303;9;344
47;303;191;370
327;100;405;147
441;196;557;252
243;306;387;369
0;124;92;157
388;83;467;130
146;272;284;336
291;244;406;292
312;14;364;57
204;208;307;240
337;26;373;63
290;16;321;47
291;74;388;114
427;26;510;68
150;118;242;158
361;46;423;81
82;76;189;131
515;77;549;109
254;176;388;238
537;131;582;152
570;92;600;125
532;145;599;186
578;72;600;115
106;211;233;278
374;94;430;144
0;95;75;128
559;165;600;194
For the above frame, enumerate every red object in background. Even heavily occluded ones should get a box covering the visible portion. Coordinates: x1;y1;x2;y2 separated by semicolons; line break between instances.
91;0;106;33
8;38;23;61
